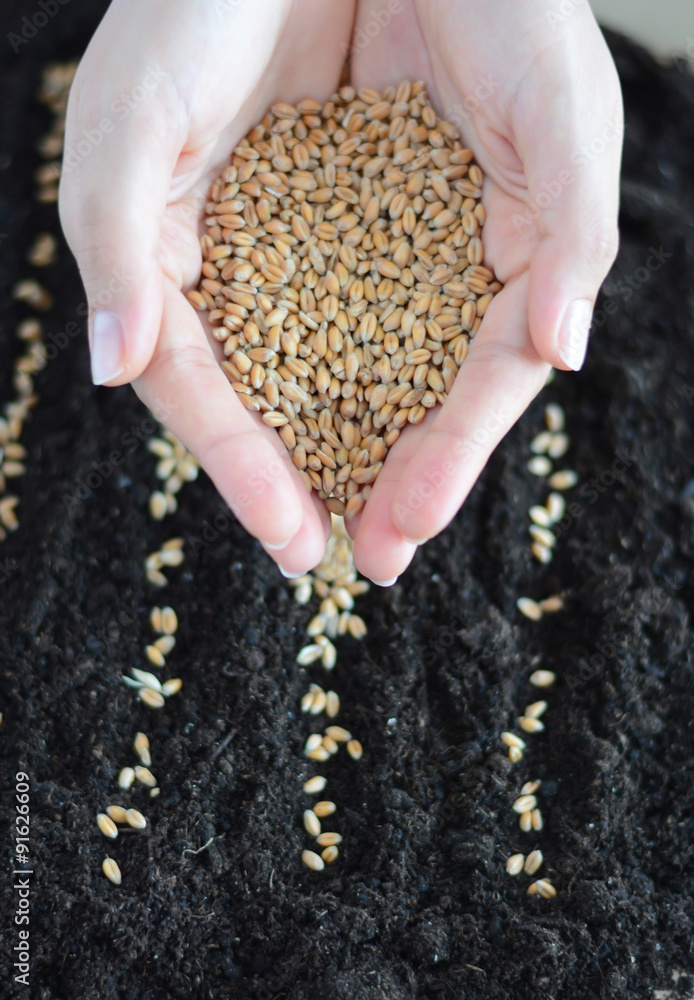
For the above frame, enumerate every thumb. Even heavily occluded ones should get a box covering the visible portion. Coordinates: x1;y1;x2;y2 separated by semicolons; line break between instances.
59;102;170;386
521;38;623;371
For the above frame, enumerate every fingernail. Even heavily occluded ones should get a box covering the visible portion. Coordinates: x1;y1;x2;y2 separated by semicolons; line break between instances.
264;540;292;552
371;577;398;587
91;311;125;385
278;565;305;579
558;299;592;371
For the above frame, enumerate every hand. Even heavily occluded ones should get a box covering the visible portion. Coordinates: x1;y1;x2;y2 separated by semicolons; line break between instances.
59;0;356;576
347;0;623;583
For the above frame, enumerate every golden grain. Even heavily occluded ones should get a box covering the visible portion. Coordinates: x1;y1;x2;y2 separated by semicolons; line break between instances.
303;776;327;795
347;739;363;760
548;470;578;491
313;801;336;818
321;845;339;864
518;716;545;734
102;857;122;885
97;813;119;839
117;767;135;790
134;766;157;788
139;687;165;708
303;809;322;836
315;831;342;847
529;670;556;688
133;732;151;767
301;849;325;871
528;878;556;899
505;854;525;876
106;805;129;824
125;808;147;830
516;597;542;621
162;678;183;697
524;849;543;875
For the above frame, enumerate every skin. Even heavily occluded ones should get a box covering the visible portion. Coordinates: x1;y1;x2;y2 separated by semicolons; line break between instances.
59;0;622;583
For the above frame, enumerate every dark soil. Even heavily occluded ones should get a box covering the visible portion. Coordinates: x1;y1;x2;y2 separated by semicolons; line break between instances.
1;4;694;998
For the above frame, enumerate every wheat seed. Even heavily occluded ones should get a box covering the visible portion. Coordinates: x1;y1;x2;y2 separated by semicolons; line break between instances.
527;456;553;477
531;542;553;564
528;878;556;899
546;492;566;522
97;813;118;839
322;735;339;755
501;732;526;750
154;635;176;656
325;725;351;742
303;775;327;794
548;470;578;491
162;678;183;697
301;849;325;871
133;732;151;766
149;491;168;520
131;668;162;691
529;525;556;548
316;831;342;847
192;83;499;515
539;595;564;613
517;597;542;621
544;403;565;432
519;811;533;832
125;808;147;830
548;433;570;459
321;845;339;864
532;808;544;831
525;701;548;719
513;794;538;814
529;505;553;527
508;746;524;763
303;810;321;836
530;431;553;455
518;716;545;734
139;687;166;708
118;767;135;790
102;857;122;885
134;766;157;788
145;644;166;668
347;739;363;760
521;780;541;795
505;854;525;876
106;805;129;824
524;849;543;875
326;690;340;717
161;606;178;634
313;801;336;818
529;670;556;688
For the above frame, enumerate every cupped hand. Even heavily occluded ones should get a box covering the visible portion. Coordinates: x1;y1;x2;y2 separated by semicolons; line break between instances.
347;0;623;583
59;0;356;575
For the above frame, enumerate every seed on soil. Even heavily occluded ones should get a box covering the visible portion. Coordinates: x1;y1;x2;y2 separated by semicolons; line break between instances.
133;732;151;766
306;746;331;762
321;641;337;670
309;686;327;715
162;678;182;697
531;542;553;564
12;278;53;310
316;832;343;847
501;732;526;750
548;433;570;459
118;767;135;790
528;878;556;899
131;668;162;692
97;813;118;839
326;691;340;717
161;607;178;634
305;734;322;754
347;615;367;639
524;849;543;875
546;492;566;522
530;431;554;454
532;808;544;831
154;635;176;656
139;687;166;708
149;491;168;520
303;776;327;795
102;857;122;885
322;735;339;754
303;810;321;836
508;746;524;763
548;469;578;490
192;83;500;516
517;597;542;621
519;811;533;832
325;725;351;742
525;701;548;719
313;801;336;818
544;403;565;432
347;739;363;760
505;854;525;876
134;766;157;788
539;595;564;613
145;644;166;668
301;849;325;871
527;456;553;477
149;607;163;633
512;794;538;814
150;787;160;798
530;669;556;687
125;808;147;830
297;644;323;666
529;505;553;527
106;806;129;824
27;231;57;267
518;716;545;734
529;525;556;548
321;845;339;864
521;780;541;795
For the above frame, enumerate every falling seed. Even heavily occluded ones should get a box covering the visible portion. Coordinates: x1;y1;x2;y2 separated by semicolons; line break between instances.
139;688;165;708
301;849;325;871
316;832;342;847
508;746;524;763
161;606;178;635
501;732;526;750
303;776;327;795
131;668;162;692
528;878;556;899
149;491;168;520
145;645;166;668
347;740;363;760
544;403;565;432
546;492;566;522
325;726;351;743
118;767;135;790
97;813;119;839
322;735;339;755
326;691;340;718
548;470;578;491
519;811;533;832
524;849;543;875
102;857;122;885
518;716;545;734
106;805;129;824
521;780;541;795
313;801;336;818
162;678;182;697
548;433;570;459
303;810;321;837
133;732;151;767
512;794;538;814
321;845;339;864
527;456;553;477
505;854;525;876
525;701;548;719
134;766;157;788
154;635;176;656
529;505;553;527
539;595;564;614
517;598;543;621
532;809;544;831
125;808;147;830
530;669;556;687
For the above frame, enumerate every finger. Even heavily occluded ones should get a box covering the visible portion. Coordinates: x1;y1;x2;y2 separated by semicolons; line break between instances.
517;17;623;371
134;279;327;561
59;74;176;387
390;275;550;543
261;495;333;578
